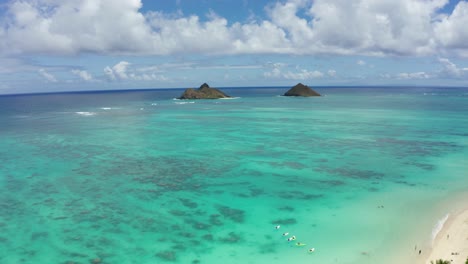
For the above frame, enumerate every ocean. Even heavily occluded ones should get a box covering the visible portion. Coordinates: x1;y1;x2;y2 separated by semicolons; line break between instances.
0;86;467;264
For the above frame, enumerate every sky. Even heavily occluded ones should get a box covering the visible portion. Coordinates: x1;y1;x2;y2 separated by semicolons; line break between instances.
0;0;468;94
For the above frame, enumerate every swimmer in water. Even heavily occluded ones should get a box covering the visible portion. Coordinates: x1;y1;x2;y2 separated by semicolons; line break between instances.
296;242;306;246
275;225;281;230
282;232;289;236
309;248;315;252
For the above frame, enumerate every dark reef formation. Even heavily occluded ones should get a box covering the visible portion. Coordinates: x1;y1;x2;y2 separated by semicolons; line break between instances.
178;83;231;99
284;83;321;97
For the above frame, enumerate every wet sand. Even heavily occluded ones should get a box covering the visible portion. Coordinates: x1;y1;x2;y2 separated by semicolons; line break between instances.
425;209;468;264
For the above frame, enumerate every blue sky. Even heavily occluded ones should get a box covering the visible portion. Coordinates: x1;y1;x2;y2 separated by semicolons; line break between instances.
0;0;468;94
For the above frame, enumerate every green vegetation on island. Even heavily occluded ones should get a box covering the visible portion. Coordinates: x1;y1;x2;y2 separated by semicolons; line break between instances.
431;260;451;264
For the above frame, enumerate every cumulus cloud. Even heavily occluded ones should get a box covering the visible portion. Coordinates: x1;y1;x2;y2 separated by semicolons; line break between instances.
1;0;468;57
103;66;116;81
38;68;57;82
438;58;468;78
263;68;282;78
308;0;448;56
104;61;168;81
104;61;131;80
113;61;130;79
434;2;468;56
357;60;366;66
2;0;153;55
71;69;93;81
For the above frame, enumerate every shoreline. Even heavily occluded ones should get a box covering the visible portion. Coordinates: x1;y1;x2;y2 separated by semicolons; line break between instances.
424;207;468;264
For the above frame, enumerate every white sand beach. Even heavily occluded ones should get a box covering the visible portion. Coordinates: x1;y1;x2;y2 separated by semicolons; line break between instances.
425;209;468;264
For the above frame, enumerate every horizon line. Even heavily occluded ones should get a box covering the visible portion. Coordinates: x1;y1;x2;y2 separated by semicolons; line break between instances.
1;85;467;97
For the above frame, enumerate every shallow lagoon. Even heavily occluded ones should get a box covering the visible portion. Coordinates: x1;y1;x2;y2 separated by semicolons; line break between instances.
0;87;467;263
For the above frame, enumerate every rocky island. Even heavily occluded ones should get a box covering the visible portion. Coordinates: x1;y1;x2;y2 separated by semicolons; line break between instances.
284;83;321;97
178;83;231;99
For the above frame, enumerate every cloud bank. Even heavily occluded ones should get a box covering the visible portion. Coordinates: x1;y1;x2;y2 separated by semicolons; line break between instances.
1;0;468;57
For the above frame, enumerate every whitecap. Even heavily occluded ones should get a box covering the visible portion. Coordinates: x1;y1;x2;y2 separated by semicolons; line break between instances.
100;107;121;110
175;101;195;105
219;97;240;100
75;111;97;116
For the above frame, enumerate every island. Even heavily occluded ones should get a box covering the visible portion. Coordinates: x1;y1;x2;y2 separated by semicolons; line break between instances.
283;83;321;97
178;83;231;99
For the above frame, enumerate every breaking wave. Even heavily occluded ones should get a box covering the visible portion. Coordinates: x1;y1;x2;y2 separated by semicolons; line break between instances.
75;111;96;116
431;213;449;245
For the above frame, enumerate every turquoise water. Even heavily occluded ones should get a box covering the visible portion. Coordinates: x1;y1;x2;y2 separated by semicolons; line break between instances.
0;87;467;264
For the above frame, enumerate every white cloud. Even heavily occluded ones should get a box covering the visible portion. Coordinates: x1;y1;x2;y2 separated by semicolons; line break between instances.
264;63;324;80
434;2;468;56
104;61;168;81
145;11;234;55
357;60;366;66
113;61;130;79
397;72;431;80
263;68;282;78
1;0;468;57
283;69;324;80
104;61;130;80
387;58;468;80
437;58;468;78
2;0;153;55
71;69;93;81
104;66;116;81
328;69;337;77
266;0;313;48
315;0;449;56
38;68;57;82
380;73;391;79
